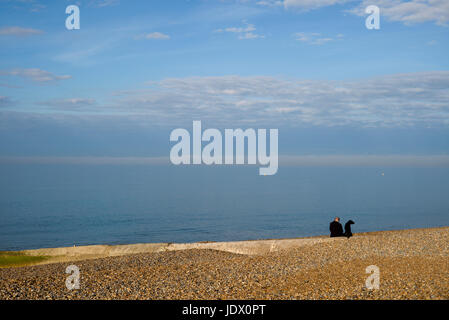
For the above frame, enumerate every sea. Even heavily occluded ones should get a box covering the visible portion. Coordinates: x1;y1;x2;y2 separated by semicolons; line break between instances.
1;164;448;251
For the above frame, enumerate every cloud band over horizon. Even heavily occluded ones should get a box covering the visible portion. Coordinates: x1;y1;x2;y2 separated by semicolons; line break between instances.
4;71;444;128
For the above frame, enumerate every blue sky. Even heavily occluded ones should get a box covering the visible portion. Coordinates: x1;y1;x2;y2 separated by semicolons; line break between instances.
0;0;448;162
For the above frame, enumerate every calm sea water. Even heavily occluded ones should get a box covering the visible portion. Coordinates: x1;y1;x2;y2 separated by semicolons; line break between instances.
0;164;448;251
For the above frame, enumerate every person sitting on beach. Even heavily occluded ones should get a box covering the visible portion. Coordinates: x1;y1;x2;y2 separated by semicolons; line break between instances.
329;217;344;237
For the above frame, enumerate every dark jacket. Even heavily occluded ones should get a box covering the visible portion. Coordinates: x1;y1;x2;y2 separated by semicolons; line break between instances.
329;221;344;237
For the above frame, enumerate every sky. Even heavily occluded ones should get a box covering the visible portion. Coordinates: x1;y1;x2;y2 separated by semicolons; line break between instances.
0;0;448;164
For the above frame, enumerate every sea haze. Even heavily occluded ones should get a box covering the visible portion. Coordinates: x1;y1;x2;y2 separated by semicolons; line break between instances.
0;164;448;251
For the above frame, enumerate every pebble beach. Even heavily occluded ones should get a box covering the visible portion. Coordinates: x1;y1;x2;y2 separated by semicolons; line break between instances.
1;227;448;300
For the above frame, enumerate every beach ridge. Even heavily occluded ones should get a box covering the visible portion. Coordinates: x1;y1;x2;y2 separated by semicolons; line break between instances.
1;226;448;299
7;226;449;266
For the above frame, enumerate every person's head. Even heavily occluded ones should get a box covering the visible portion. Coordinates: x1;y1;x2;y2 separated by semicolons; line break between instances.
334;217;340;222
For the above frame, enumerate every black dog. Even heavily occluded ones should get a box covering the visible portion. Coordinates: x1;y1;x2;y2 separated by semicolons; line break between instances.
344;220;355;238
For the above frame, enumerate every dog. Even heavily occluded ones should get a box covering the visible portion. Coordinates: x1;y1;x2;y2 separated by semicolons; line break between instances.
344;220;355;238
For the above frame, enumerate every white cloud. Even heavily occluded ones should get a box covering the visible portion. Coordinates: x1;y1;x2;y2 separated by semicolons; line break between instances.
258;0;449;25
89;0;120;7
106;71;449;128
30;3;46;12
0;26;43;36
222;24;256;33
1;0;47;13
142;32;170;40
283;0;352;10
0;68;71;83
256;0;283;7
295;32;339;45
6;72;448;129
239;32;265;39
215;22;265;39
38;98;96;110
349;0;449;26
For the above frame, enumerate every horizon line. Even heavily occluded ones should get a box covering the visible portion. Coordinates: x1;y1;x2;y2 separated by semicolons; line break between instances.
1;155;449;167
